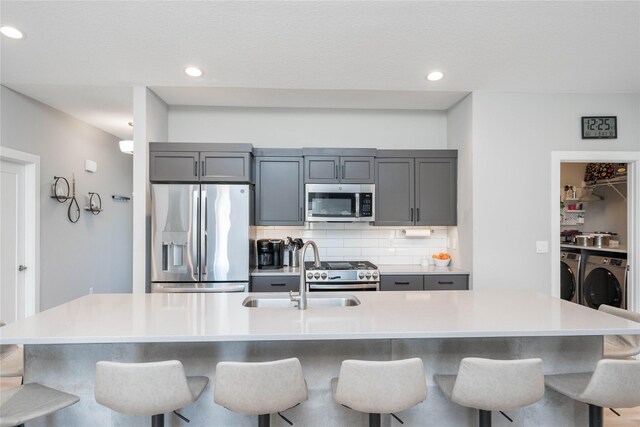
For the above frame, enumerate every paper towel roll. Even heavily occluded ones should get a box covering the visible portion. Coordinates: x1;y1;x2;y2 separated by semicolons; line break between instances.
402;229;431;237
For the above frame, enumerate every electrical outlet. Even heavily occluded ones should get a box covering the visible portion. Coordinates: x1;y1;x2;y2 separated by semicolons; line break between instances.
535;241;549;254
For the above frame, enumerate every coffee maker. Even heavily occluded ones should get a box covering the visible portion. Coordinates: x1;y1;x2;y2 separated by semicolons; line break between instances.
257;239;284;269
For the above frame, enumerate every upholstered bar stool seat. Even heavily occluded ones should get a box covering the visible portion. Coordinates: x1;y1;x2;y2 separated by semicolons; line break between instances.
332;358;427;427
545;359;640;427
598;305;640;358
434;357;544;427
0;321;23;379
214;357;308;427
95;360;208;427
0;383;79;427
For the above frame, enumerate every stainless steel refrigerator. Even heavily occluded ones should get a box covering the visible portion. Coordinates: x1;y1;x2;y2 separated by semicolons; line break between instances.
151;184;252;292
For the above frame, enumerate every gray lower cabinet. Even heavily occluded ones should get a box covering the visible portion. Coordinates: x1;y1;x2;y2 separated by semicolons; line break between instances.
415;158;457;225
149;151;199;182
423;275;468;290
374;158;414;226
380;275;423;291
255;157;304;225
381;274;469;291
251;276;299;292
304;156;375;184
200;152;251;182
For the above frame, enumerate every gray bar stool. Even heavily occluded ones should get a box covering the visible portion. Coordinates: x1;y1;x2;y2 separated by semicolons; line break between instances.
598;305;640;358
95;360;208;427
434;357;544;427
0;383;79;427
0;321;23;379
331;358;427;427
214;357;308;427
545;359;640;427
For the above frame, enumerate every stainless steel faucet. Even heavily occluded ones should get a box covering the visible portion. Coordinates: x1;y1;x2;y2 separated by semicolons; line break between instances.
290;240;321;310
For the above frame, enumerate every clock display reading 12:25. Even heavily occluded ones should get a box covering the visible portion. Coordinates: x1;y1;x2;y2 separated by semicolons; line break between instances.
582;116;617;139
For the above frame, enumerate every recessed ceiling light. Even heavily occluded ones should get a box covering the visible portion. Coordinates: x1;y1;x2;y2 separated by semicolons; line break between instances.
0;26;24;39
426;71;445;81
184;67;203;77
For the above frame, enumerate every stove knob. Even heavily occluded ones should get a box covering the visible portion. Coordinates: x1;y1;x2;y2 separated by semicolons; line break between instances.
359;273;365;279
372;272;378;279
307;273;313;279
314;273;321;279
366;272;372;279
321;273;327;280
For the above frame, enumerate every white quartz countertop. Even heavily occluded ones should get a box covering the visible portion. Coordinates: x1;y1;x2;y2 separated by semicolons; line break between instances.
1;291;638;345
377;265;469;275
251;265;469;276
560;243;628;254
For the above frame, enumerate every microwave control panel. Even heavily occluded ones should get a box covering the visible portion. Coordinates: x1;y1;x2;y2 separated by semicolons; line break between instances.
359;193;373;217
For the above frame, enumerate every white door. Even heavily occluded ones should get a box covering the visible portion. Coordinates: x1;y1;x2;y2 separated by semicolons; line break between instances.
0;160;26;323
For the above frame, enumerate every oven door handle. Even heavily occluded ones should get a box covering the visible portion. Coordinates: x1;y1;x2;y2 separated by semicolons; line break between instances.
308;283;378;290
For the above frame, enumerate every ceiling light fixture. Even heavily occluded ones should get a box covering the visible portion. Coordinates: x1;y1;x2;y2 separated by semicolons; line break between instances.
0;26;24;39
119;140;134;155
426;71;445;81
184;66;203;77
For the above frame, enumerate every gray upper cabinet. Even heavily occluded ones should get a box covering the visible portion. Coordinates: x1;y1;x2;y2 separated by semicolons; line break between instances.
415;158;457;226
304;156;374;184
256;157;304;225
149;151;199;182
340;157;375;183
200;152;251;183
304;156;339;183
374;158;414;226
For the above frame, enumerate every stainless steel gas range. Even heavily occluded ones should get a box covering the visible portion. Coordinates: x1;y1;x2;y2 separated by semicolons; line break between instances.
304;261;380;292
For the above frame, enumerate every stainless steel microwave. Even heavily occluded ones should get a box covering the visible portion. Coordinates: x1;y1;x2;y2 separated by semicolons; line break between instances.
305;184;375;222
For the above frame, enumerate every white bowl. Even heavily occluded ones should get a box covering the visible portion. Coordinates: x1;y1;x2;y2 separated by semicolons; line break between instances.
433;258;451;267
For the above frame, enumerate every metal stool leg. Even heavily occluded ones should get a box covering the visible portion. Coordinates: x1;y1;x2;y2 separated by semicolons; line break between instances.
589;405;603;427
478;409;491;427
151;414;164;427
369;413;381;427
258;414;270;427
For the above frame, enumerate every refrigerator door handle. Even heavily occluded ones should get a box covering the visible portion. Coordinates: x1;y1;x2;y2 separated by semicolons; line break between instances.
201;191;208;277
193;189;200;276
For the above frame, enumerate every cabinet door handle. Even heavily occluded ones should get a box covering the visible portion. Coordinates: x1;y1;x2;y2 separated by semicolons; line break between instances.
202;160;205;176
438;281;454;285
335;164;338;179
410;208;414;222
395;281;411;285
416;208;420;222
194;160;198;177
271;283;286;287
341;164;345;179
300;207;303;221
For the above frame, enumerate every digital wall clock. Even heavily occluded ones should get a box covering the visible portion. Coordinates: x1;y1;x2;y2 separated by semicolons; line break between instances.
582;116;617;139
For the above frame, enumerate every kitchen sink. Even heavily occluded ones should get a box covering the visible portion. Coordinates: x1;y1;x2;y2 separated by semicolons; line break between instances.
242;294;361;308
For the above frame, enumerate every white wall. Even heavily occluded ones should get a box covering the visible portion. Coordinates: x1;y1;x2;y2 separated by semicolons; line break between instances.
132;88;168;293
446;94;473;277
168;106;447;148
1;86;133;310
472;92;640;293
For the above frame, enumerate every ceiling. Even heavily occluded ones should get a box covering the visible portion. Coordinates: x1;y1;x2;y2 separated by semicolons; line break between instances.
1;1;639;139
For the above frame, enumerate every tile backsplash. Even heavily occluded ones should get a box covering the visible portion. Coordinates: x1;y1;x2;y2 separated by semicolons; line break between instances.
256;223;449;265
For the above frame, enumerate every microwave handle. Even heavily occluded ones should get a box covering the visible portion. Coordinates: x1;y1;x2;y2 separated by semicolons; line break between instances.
355;193;360;218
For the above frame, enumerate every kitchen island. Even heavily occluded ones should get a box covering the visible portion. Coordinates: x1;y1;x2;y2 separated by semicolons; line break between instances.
2;290;639;426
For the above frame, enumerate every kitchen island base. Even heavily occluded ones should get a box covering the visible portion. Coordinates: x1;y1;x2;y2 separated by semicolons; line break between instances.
25;336;600;427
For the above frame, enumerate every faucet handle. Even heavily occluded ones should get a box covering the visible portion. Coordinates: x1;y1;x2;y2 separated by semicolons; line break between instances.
289;291;300;303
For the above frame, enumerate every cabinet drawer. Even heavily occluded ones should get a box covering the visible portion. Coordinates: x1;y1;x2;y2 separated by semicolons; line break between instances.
251;276;299;292
380;275;423;291
424;275;468;290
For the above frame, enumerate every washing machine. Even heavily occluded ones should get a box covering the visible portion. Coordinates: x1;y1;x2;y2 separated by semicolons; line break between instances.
582;255;628;309
560;251;580;303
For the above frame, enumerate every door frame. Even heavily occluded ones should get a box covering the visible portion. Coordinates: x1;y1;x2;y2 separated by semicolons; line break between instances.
0;147;40;316
551;151;639;312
